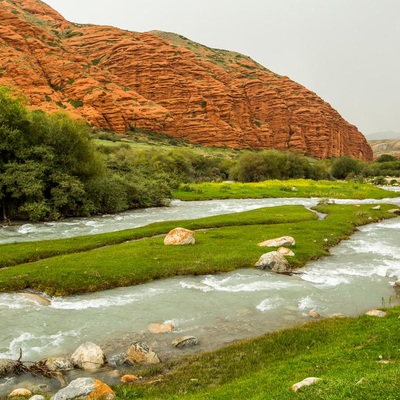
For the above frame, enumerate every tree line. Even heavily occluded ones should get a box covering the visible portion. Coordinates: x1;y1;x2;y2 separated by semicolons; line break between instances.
0;86;398;222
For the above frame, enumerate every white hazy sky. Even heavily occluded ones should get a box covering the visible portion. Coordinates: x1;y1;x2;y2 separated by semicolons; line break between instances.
43;0;400;135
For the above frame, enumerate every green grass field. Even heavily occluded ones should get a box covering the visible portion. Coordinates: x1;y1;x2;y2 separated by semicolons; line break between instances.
0;204;397;297
173;179;398;201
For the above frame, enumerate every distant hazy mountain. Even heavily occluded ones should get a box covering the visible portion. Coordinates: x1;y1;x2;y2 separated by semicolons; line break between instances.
368;139;400;159
366;131;400;140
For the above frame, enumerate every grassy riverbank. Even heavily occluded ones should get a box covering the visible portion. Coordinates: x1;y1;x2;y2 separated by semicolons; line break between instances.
0;201;399;399
0;204;397;296
173;179;398;201
114;305;400;399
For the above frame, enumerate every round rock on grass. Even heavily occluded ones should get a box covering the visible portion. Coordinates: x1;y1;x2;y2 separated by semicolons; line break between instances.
164;227;195;245
365;309;387;318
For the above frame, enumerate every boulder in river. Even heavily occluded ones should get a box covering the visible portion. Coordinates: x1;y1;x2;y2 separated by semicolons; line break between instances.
255;251;292;274
71;342;106;370
20;292;51;306
39;357;74;371
309;310;321;319
258;236;295;247
50;377;115;400
172;336;199;348
0;359;19;377
164;227;195;245
148;322;174;334
8;388;32;397
120;342;160;365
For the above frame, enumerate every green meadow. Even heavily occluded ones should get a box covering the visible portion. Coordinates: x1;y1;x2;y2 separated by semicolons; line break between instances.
173;179;398;201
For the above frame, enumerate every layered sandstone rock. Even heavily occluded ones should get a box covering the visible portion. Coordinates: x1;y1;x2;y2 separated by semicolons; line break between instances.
0;0;373;160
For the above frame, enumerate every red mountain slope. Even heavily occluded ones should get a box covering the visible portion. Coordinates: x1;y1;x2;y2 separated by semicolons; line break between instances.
0;0;373;160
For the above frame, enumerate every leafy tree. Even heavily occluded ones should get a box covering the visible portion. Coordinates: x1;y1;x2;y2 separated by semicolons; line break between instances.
331;157;363;180
376;154;397;163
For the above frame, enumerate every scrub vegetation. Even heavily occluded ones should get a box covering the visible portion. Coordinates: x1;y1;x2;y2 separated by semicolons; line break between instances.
1;85;399;223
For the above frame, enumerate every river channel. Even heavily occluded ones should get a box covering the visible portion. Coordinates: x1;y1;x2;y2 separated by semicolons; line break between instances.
0;193;399;395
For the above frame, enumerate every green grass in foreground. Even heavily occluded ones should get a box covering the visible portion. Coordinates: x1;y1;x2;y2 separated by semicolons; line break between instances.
0;204;397;296
114;306;400;399
173;179;399;201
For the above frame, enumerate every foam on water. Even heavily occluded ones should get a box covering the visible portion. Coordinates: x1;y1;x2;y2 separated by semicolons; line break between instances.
298;296;317;310
2;329;79;360
51;287;169;310
0;293;44;310
200;274;300;292
256;296;283;312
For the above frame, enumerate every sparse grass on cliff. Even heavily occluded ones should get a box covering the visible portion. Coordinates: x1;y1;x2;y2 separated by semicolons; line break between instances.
173;179;399;201
0;204;396;296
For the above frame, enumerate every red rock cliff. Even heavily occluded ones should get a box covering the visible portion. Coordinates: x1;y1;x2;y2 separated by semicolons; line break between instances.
0;0;373;160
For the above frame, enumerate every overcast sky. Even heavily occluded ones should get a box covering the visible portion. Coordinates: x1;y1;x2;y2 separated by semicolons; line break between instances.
43;0;400;136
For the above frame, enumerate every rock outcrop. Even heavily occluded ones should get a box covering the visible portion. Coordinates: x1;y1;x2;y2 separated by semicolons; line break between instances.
0;0;372;160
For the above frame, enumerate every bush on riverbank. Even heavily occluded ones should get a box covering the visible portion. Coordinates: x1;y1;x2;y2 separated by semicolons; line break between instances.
0;87;172;222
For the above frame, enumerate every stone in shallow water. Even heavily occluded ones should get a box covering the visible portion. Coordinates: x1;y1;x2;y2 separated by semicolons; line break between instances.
0;359;19;377
40;357;74;371
255;251;292;274
20;292;51;306
71;342;106;370
172;336;199;348
8;388;32;397
120;342;160;365
148;322;174;334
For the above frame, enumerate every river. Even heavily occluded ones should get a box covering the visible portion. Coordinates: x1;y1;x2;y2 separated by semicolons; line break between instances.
0;192;399;395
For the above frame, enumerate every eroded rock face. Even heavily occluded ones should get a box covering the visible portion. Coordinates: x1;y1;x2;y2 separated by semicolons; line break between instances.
0;0;372;160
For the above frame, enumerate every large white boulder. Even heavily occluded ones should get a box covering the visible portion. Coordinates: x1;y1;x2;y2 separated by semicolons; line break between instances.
71;342;106;370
